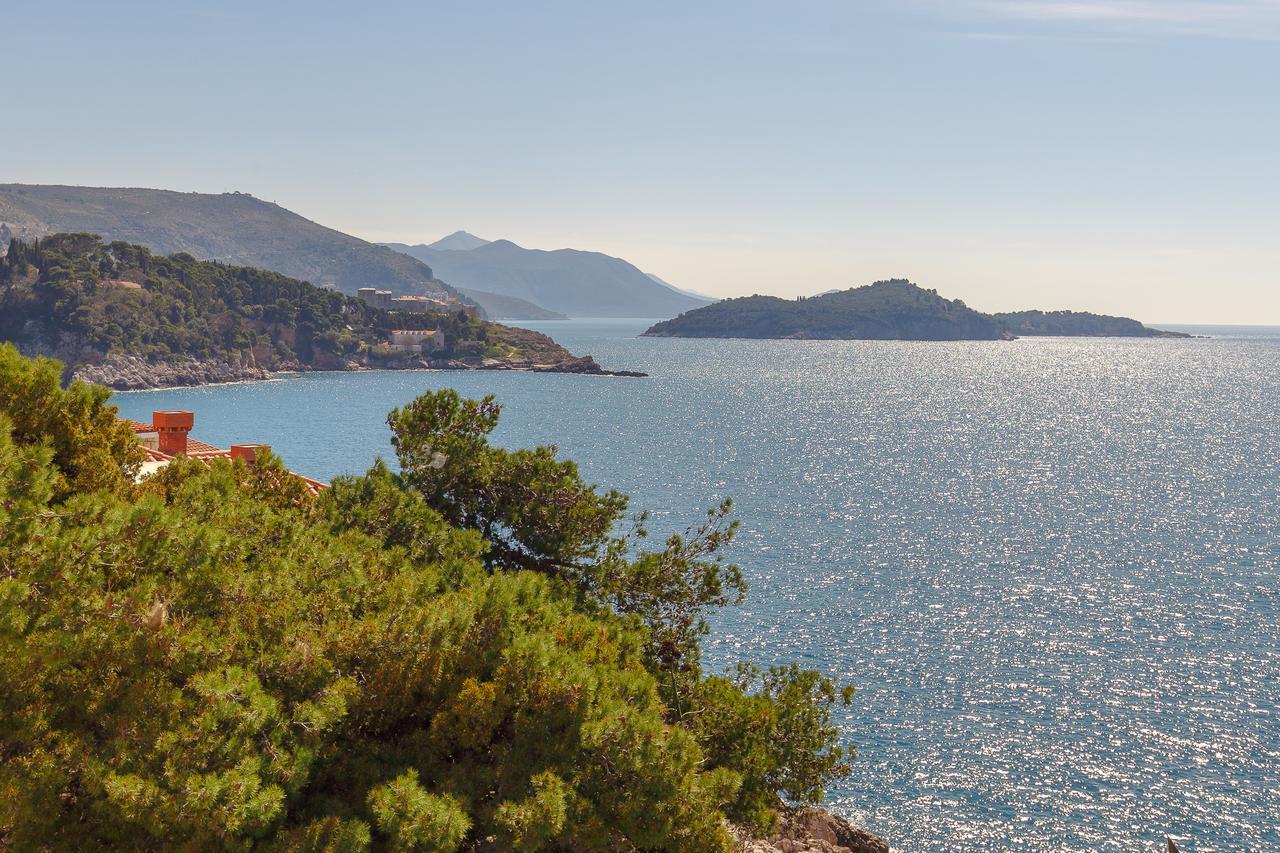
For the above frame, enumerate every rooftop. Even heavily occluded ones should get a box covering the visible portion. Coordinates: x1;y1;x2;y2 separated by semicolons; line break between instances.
124;412;326;495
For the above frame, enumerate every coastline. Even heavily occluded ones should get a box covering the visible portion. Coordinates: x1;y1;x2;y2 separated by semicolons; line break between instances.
71;352;646;392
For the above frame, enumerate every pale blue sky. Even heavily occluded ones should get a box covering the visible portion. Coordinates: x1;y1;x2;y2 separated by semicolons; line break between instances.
4;0;1278;322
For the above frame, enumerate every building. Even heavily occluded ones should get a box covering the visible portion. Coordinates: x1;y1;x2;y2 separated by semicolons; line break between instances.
124;410;326;496
389;295;436;313
388;329;445;353
356;288;394;309
358;288;460;313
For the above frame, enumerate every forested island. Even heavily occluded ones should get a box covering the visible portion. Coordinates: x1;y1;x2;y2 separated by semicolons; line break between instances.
993;309;1189;338
643;279;1186;341
0;234;638;389
0;346;888;851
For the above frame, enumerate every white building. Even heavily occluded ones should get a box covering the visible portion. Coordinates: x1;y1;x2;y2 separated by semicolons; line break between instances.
388;329;445;353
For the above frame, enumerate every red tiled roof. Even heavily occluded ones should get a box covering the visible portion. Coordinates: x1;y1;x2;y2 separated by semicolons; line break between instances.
184;438;228;457
122;417;326;492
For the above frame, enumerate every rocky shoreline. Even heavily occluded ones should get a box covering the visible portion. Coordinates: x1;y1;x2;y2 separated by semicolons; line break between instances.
67;353;645;391
734;809;889;853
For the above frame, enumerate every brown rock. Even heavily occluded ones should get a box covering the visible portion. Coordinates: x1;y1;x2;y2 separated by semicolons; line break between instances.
732;809;889;853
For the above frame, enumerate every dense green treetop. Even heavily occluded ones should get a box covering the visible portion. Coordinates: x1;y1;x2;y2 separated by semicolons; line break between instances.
0;344;853;850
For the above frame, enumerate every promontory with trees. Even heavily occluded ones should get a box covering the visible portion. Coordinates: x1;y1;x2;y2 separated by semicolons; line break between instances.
642;279;1188;341
0;234;637;389
0;345;886;851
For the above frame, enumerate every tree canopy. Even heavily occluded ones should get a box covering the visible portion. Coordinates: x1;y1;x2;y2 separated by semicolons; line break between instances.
0;345;853;850
0;234;506;372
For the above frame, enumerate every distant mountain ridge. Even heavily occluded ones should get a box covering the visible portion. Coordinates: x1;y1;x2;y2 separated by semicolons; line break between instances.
644;272;718;302
0;184;459;300
383;236;712;318
427;230;491;251
456;288;567;320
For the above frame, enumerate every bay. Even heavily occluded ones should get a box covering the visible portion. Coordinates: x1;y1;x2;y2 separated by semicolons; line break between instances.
114;319;1280;851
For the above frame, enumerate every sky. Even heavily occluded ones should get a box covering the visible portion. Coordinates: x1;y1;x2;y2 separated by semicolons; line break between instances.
3;0;1278;323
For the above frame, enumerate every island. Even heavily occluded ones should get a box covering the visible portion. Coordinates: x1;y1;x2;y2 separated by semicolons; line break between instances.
642;280;1011;340
993;309;1188;338
642;279;1188;341
0;234;644;389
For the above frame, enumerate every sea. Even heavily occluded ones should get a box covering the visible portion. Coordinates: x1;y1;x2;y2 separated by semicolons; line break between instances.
114;320;1280;851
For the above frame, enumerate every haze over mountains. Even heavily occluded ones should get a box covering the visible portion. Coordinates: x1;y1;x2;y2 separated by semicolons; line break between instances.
0;184;457;300
384;233;713;318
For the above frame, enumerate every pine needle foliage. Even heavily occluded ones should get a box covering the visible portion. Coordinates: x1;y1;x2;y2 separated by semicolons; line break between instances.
0;346;853;849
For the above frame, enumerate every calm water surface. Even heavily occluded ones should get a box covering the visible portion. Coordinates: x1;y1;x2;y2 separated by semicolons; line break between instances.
116;320;1280;851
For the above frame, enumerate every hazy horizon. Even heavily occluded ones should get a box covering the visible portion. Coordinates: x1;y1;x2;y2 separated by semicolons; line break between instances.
5;1;1278;324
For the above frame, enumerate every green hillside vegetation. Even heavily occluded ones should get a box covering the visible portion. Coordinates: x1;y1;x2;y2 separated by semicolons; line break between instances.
0;184;457;298
0;234;552;374
993;309;1188;338
0;346;854;850
644;280;1010;340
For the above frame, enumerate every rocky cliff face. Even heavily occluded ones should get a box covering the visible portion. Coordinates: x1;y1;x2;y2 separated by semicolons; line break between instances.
68;354;274;390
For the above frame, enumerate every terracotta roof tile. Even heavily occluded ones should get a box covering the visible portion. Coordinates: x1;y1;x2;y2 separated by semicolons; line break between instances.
184;439;229;456
120;418;326;492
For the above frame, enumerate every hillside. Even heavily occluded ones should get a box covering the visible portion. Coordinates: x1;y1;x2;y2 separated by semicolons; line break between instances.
0;234;632;388
384;237;713;317
646;271;718;302
0;184;458;299
644;280;1011;340
994;310;1188;338
457;287;568;320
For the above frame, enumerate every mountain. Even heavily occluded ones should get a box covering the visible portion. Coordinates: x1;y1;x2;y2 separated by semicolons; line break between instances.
993;310;1188;338
456;287;568;320
0;233;634;389
384;238;713;318
426;230;491;251
0;184;458;300
645;272;718;302
643;280;1012;340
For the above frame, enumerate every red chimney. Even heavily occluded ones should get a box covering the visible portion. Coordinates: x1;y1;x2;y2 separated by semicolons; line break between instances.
152;411;194;456
230;444;269;464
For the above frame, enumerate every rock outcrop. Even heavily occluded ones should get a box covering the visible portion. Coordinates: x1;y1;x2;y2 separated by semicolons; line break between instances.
734;810;890;853
69;355;274;390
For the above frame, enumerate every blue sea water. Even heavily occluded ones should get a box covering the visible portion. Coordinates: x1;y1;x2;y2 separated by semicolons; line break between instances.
114;320;1280;851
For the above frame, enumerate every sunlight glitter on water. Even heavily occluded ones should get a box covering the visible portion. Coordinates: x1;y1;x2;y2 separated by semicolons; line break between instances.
116;321;1280;851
